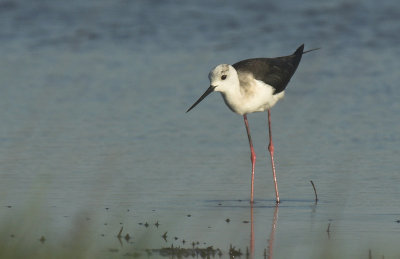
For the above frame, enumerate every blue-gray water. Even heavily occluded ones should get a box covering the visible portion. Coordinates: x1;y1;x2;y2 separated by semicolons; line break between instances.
0;0;399;258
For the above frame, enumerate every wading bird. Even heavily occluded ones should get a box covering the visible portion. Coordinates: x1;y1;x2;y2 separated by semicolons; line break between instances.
187;44;317;203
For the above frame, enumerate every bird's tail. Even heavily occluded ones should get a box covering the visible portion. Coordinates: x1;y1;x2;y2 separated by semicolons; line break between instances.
303;47;320;54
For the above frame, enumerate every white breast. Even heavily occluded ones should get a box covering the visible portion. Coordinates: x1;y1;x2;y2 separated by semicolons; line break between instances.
221;78;285;115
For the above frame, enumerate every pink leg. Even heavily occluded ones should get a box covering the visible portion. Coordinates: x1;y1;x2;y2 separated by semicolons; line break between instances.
268;110;280;203
243;115;256;203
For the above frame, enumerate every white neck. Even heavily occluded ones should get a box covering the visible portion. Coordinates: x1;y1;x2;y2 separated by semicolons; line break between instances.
218;74;246;114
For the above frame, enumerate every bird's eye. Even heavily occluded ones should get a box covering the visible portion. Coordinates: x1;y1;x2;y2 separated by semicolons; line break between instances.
221;75;227;80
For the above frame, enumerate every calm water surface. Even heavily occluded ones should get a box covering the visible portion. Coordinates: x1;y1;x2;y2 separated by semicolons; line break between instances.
0;0;399;258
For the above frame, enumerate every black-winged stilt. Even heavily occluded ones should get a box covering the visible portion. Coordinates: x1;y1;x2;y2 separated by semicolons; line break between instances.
187;44;318;203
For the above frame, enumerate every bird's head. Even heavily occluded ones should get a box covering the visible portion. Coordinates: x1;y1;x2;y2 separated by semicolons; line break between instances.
208;64;238;93
186;64;238;113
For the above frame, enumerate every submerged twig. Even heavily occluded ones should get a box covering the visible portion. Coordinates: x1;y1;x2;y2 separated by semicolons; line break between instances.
117;227;124;247
117;227;123;238
326;222;331;239
310;180;318;202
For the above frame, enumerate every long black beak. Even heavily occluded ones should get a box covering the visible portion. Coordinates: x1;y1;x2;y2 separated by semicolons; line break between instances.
186;85;215;113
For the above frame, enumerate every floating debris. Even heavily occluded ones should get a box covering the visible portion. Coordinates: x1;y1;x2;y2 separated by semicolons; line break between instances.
39;236;46;243
229;244;242;257
154;244;222;258
187;214;191;217
162;232;168;242
125;234;131;241
225;218;230;223
242;220;249;223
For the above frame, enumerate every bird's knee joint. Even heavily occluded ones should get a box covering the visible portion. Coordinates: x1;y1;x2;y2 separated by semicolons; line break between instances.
251;152;256;163
268;144;274;153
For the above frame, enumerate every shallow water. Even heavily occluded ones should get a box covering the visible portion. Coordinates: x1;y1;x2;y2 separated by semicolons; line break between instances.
0;0;399;258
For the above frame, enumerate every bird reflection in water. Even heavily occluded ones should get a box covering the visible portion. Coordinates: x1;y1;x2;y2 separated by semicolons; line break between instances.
249;204;279;259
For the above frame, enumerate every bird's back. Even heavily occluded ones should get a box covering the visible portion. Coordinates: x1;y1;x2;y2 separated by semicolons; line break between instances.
232;44;304;94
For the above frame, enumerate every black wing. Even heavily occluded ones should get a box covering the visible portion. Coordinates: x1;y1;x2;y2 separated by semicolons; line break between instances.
232;44;304;94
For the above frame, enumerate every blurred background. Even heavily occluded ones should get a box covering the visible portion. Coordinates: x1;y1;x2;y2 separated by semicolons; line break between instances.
0;0;399;258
